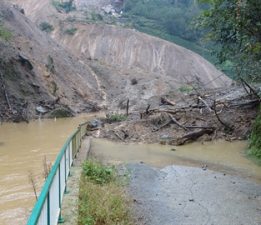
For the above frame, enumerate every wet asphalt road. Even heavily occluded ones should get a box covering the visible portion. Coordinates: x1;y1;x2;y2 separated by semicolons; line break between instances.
127;163;261;225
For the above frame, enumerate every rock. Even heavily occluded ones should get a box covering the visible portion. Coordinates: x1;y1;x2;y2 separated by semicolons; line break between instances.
46;107;73;118
88;119;103;128
36;106;48;114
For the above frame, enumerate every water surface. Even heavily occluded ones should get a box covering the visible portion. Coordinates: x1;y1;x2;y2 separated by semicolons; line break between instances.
0;114;98;225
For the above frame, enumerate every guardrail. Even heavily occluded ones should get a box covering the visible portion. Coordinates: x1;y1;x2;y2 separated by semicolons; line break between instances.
27;122;89;225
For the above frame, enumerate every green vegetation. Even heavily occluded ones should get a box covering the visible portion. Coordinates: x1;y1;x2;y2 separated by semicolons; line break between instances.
79;161;132;225
52;0;75;13
39;22;54;33
107;113;128;122
82;161;116;185
198;0;261;81
249;111;261;161
64;27;77;35
90;12;103;22
178;85;193;93
0;24;12;41
122;0;216;63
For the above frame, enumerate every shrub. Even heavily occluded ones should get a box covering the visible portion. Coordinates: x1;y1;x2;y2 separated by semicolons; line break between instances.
0;24;12;41
79;161;132;225
82;161;115;185
249;110;261;160
52;0;75;13
39;22;54;33
64;27;77;35
178;85;193;93
107;113;127;122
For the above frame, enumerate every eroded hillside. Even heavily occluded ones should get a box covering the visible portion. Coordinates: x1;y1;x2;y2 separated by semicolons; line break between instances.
1;0;233;120
0;2;103;121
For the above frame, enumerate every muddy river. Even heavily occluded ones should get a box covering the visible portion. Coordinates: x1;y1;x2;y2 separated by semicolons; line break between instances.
0;114;99;225
0;116;260;225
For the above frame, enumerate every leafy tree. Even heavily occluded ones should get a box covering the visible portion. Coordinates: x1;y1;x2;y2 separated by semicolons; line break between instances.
197;0;261;81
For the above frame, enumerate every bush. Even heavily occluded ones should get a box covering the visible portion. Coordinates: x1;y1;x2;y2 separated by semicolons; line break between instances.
64;27;77;35
79;161;132;225
249;110;261;159
178;85;193;93
107;113;127;122
0;24;12;41
82;161;115;185
39;22;54;33
52;0;75;13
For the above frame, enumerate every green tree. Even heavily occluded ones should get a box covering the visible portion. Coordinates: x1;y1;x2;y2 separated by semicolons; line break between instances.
197;0;261;81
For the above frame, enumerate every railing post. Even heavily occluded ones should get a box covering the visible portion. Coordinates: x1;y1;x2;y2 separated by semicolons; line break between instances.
58;164;65;223
47;192;50;225
64;150;69;194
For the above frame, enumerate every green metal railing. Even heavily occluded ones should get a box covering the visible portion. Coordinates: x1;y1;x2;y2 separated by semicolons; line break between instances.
27;121;89;225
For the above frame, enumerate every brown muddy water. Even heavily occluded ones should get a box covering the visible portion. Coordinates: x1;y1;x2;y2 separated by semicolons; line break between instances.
0;117;260;225
91;139;261;182
0;114;99;225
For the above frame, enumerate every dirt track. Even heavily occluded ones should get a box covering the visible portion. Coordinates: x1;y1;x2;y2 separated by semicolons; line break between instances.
126;163;261;225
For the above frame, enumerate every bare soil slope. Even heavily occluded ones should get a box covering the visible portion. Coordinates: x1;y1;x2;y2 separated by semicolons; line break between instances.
0;3;103;121
9;0;232;112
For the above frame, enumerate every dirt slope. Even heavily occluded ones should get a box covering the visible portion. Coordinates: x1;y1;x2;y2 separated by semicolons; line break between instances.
5;0;233;117
0;2;103;121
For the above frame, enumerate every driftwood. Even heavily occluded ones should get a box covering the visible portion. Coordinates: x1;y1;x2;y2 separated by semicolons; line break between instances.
198;96;213;112
152;120;172;132
168;114;188;131
213;100;234;131
161;97;176;106
177;128;215;145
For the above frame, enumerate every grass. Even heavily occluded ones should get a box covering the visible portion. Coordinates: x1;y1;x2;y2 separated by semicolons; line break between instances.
248;109;261;163
64;27;77;35
39;22;54;33
78;161;132;225
107;113;128;123
0;24;12;41
178;85;193;93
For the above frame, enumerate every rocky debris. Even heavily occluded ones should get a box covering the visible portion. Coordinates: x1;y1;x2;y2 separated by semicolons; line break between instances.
36;106;48;114
0;2;102;122
92;85;259;145
88;119;103;129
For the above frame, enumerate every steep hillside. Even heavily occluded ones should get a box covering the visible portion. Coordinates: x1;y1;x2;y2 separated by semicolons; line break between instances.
0;2;102;121
4;0;232;116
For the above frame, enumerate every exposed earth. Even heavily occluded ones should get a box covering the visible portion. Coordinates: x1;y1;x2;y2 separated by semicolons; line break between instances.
1;0;232;122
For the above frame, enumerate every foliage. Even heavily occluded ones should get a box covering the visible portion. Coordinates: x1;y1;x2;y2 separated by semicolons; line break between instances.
120;0;230;71
0;24;12;41
52;0;75;13
178;85;193;93
82;161;116;185
64;27;77;35
249;111;261;160
197;0;261;81
79;161;132;225
107;113;127;123
39;22;54;33
123;0;205;43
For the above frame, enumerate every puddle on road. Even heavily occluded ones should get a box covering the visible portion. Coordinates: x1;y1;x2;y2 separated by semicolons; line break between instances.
91;139;261;183
0;114;101;225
